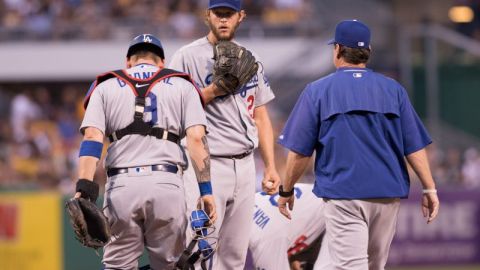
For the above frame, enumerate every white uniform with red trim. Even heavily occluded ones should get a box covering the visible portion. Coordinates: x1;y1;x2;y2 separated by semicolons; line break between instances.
249;183;328;270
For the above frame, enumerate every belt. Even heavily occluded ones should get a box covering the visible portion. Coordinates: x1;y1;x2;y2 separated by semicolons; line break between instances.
211;150;252;160
107;164;178;177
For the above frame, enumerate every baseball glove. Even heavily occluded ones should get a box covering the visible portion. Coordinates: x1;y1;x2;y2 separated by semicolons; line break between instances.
65;197;111;249
212;41;259;94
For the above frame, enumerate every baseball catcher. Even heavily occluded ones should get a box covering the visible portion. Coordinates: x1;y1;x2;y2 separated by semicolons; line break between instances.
72;33;216;269
212;40;258;94
65;197;111;249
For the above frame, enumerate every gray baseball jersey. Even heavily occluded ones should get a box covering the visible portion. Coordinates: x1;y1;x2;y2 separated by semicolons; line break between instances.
169;37;275;156
170;37;274;269
81;64;207;169
81;63;206;269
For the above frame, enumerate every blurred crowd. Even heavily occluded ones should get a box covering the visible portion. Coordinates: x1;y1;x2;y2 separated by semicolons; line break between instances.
0;0;315;41
0;84;479;193
425;144;480;189
0;84;103;193
1;0;480;193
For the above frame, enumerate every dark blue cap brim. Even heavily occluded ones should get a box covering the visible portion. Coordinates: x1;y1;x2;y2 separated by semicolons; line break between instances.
127;43;164;59
209;3;240;11
327;39;335;45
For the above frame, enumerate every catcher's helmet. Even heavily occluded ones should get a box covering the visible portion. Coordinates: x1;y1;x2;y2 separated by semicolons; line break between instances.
127;34;165;59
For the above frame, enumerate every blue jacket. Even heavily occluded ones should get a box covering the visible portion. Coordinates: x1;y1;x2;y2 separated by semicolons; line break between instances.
278;67;431;199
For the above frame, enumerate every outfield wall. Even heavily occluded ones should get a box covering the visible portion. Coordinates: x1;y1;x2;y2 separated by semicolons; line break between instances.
0;190;479;270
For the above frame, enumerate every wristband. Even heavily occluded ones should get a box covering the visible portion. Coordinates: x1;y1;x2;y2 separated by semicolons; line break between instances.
279;185;294;198
76;179;99;203
79;140;103;159
422;189;437;194
199;182;213;196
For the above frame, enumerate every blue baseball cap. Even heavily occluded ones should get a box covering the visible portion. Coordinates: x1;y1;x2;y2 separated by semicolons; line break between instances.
208;0;242;11
327;20;371;49
127;34;165;59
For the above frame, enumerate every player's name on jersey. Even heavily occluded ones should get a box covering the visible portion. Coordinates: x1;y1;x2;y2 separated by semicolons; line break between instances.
117;71;157;87
253;204;270;229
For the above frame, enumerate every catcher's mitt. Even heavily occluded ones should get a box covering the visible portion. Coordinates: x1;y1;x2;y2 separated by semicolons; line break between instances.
65;197;111;249
212;41;259;94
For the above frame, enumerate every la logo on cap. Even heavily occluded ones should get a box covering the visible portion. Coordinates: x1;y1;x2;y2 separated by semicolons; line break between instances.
143;34;152;43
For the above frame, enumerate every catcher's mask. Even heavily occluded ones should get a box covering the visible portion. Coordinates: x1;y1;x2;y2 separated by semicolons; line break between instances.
175;209;218;270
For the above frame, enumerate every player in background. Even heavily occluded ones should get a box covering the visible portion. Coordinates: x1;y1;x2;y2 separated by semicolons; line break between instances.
247;183;330;270
74;34;216;269
169;0;280;269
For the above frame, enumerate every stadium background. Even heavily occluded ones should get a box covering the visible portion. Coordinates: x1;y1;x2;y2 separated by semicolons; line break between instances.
0;0;479;269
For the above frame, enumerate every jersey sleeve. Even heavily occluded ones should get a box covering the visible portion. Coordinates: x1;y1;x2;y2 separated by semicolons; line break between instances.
183;81;208;131
168;49;187;73
80;83;106;135
399;88;432;155
254;62;275;107
278;84;320;156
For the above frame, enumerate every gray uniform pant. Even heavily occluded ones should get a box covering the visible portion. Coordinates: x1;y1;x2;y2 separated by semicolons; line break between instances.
184;154;255;270
323;198;400;270
102;169;187;270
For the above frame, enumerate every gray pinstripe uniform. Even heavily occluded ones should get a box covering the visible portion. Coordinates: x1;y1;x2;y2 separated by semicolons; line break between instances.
169;37;275;269
81;64;207;270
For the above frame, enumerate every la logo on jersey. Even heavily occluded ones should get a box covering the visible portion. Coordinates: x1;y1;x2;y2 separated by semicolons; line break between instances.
143;34;153;43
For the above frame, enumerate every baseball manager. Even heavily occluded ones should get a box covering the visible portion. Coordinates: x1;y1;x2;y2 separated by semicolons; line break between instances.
277;20;440;270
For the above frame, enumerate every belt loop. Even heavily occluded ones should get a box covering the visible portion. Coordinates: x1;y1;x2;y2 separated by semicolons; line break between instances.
177;165;183;175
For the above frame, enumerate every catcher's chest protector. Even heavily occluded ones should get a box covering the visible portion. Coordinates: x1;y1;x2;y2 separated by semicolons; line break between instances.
84;68;203;144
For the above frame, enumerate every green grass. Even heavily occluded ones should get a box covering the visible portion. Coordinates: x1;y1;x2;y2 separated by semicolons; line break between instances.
390;266;480;270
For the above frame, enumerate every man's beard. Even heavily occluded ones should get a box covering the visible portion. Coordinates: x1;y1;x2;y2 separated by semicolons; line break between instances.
208;20;238;41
